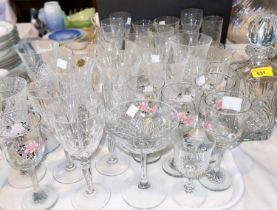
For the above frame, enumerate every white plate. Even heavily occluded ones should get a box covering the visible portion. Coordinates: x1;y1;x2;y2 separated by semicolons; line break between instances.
0;21;14;39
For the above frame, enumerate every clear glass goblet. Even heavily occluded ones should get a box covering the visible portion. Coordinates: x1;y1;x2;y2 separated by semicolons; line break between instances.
172;131;215;207
0;110;58;210
0;76;47;188
106;99;179;209
51;92;110;210
161;82;201;177
124;75;165;164
28;78;83;184
180;8;203;32
199;91;252;191
109;11;132;34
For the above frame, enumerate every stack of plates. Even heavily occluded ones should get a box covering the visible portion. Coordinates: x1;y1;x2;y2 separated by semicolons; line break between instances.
0;21;21;70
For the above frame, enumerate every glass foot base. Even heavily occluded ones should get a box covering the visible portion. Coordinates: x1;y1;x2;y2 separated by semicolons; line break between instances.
121;177;167;209
199;169;232;191
95;153;130;176
8;166;46;189
171;182;206;207
71;183;110;210
132;153;161;164
162;157;183;177
53;161;83;184
22;186;58;210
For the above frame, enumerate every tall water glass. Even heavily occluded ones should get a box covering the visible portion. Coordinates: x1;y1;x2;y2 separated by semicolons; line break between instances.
202;16;223;46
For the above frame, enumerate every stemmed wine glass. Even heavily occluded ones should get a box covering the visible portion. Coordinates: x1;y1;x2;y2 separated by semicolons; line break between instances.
180;8;203;32
199;91;252;191
161;82;201;177
0;110;58;210
49;92;110;210
171;130;215;207
28;78;83;184
0;76;47;188
106;99;179;209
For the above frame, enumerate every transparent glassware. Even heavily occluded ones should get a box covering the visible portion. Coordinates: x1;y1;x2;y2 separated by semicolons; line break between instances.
132;19;154;33
106;99;179;209
28;78;83;184
0;110;58;210
199;91;252;191
232;15;277;141
124;75;165;164
0;77;48;189
153;16;179;32
180;8;203;32
171;131;215;207
109;11;132;34
161;82;201;177
51;92;110;210
202;16;224;46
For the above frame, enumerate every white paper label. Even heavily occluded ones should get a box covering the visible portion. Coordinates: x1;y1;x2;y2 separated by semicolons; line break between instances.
143;85;154;94
151;55;160;63
57;58;68;69
196;75;206;86
126;17;131;25
159;21;166;25
126;104;139;118
222;96;242;112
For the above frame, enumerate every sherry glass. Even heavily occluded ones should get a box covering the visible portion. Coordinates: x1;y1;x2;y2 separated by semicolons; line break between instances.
106;99;179;209
28;78;83;184
0;76;46;188
50;92;110;210
199;91;252;191
161;82;201;177
0;110;58;210
172;131;215;207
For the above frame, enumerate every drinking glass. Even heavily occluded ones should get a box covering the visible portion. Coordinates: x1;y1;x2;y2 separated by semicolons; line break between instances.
202;16;224;46
106;99;179;209
180;8;203;32
172;131;215;207
153;16;179;32
132;19;154;33
124;75;165;164
199;91;252;191
28;78;83;184
161;82;201;177
0;76;46;188
16;39;59;81
169;32;212;83
0;110;58;210
50;92;110;210
109;11;132;34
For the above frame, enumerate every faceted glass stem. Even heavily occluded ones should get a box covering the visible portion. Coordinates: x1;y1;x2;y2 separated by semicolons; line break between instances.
138;153;150;189
81;159;95;195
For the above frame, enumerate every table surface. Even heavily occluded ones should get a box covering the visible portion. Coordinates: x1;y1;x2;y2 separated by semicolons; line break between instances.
1;23;277;210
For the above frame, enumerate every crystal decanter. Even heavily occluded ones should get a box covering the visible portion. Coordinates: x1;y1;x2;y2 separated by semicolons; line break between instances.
234;15;277;140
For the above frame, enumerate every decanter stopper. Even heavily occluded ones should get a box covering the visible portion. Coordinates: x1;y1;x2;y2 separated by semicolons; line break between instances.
248;15;277;47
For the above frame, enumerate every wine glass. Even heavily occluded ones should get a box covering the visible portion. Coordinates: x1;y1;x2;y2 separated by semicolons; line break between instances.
50;92;110;210
161;82;201;177
28;78;83;184
180;8;203;32
0;76;47;188
153;16;179;32
109;11;132;34
199;91;252;191
106;99;179;209
124;74;165;164
0;110;58;210
171;130;215;207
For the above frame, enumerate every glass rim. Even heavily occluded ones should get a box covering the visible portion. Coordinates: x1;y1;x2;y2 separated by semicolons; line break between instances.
204;91;252;115
109;11;131;17
203;15;223;22
132;19;153;26
171;32;212;47
180;8;203;14
154;16;179;24
0;110;42;138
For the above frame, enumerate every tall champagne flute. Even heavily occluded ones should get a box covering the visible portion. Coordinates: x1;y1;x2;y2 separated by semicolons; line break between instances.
199;91;252;191
49;92;110;210
0;110;58;210
28;78;83;184
0;76;47;188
